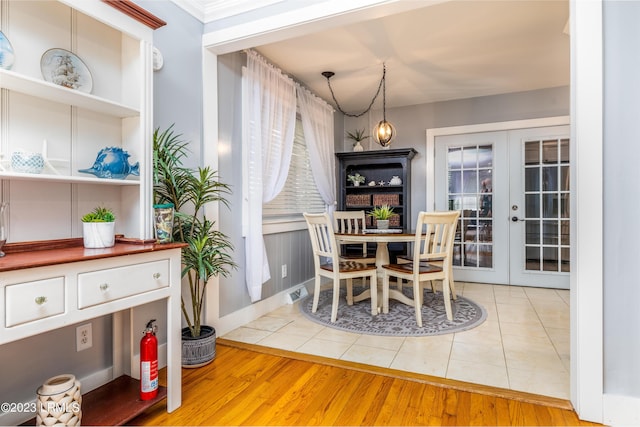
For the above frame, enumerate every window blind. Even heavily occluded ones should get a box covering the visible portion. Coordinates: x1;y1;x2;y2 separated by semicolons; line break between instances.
263;119;325;217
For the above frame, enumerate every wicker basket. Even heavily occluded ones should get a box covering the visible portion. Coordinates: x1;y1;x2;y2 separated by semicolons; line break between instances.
346;194;371;207
372;193;399;206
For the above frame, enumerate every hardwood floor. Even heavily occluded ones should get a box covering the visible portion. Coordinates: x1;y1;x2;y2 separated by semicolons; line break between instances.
131;339;599;426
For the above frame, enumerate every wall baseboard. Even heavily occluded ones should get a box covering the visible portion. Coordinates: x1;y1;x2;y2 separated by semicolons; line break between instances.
603;393;640;426
213;280;313;336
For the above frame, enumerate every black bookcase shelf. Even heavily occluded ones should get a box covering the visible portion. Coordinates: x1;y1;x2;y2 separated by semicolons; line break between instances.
336;148;417;258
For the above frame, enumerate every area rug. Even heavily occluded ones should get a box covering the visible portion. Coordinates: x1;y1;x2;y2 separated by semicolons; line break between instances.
299;286;487;337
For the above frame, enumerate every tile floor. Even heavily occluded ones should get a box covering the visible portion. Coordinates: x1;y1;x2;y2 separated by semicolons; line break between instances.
222;281;570;399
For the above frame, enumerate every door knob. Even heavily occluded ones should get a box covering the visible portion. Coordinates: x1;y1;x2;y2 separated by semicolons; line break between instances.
511;216;524;222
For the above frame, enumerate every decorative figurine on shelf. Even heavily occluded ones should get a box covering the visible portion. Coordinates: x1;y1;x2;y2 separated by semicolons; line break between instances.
368;181;376;186
78;147;139;179
389;176;402;186
347;172;366;186
378;180;386;186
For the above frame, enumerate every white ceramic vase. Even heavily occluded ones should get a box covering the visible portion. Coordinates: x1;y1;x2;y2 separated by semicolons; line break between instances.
83;221;115;248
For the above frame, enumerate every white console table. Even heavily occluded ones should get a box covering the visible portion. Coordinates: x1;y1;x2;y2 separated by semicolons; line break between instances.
0;238;184;424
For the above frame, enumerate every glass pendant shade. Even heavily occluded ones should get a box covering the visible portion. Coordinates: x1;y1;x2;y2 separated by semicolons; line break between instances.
373;120;395;147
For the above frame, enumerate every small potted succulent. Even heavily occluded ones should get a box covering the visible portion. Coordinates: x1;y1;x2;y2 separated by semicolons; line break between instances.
368;204;395;229
347;172;366;186
81;206;116;248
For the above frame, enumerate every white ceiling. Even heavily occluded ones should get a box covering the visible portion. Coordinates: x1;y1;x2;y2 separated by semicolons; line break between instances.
178;0;570;111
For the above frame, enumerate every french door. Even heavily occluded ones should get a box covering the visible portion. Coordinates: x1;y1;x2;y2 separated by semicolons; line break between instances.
434;125;570;288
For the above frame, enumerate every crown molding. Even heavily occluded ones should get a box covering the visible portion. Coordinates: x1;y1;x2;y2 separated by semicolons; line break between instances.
171;0;285;23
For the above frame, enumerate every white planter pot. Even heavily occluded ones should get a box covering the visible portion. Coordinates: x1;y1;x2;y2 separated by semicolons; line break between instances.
82;222;115;248
376;219;389;230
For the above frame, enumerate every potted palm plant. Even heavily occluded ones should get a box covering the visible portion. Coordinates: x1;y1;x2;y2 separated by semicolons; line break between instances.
368;204;395;229
153;125;236;367
81;206;116;248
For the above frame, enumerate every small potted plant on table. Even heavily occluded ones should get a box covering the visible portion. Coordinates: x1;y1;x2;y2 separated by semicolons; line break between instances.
369;204;395;230
82;206;116;248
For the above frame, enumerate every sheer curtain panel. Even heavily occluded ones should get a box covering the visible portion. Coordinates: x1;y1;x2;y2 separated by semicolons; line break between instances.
297;86;337;213
243;50;297;302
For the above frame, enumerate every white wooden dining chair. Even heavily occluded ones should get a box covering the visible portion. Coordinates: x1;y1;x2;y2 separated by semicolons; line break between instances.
304;212;378;323
381;210;460;326
333;210;376;265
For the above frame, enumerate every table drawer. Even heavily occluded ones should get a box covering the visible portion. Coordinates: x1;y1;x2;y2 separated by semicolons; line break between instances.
5;277;65;327
78;260;170;309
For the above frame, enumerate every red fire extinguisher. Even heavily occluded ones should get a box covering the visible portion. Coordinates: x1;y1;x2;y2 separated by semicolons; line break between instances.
140;319;158;400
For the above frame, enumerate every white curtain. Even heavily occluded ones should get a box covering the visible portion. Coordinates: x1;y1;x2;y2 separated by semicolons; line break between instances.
243;50;297;302
296;85;337;213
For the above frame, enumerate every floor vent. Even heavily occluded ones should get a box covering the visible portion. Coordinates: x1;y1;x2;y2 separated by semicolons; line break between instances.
286;286;309;304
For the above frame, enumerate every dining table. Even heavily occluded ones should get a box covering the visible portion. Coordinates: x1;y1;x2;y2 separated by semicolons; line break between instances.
334;229;422;309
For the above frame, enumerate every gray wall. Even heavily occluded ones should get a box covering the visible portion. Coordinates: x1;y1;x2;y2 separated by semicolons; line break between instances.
603;1;640;397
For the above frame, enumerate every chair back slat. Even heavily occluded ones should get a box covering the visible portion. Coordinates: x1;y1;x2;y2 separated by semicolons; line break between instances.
333;210;367;233
414;211;460;264
333;210;369;256
304;212;339;266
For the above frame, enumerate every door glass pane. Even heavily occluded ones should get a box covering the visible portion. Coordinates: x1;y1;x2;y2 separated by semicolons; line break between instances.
543;194;558;217
526;246;540;270
561;166;570;191
449;144;494;269
525;168;539;192
448;170;462;193
543;247;558;271
542;166;558;191
525;140;540;165
462;147;477;168
560;220;570;245
478;245;492;267
560;139;570;163
561;248;570;272
542;139;558;164
542;220;558;244
448;147;462;169
462;170;478;193
478;145;493;167
522;137;570;273
526;220;540;244
525;194;539;218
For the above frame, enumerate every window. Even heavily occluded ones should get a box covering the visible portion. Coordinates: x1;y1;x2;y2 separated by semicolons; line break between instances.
263;118;325;217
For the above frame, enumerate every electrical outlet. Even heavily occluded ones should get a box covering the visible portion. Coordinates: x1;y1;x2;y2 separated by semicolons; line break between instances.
76;323;92;352
281;264;287;278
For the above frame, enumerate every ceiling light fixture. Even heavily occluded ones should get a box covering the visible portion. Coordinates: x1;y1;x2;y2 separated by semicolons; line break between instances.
322;63;395;148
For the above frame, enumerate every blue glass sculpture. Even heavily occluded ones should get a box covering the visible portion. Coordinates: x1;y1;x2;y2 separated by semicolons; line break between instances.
79;147;139;179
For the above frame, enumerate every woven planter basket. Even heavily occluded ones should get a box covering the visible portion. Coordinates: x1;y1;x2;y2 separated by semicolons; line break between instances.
182;326;216;368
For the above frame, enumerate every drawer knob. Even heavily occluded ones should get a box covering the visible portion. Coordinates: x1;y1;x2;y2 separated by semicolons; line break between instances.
100;283;109;291
153;272;161;279
35;296;47;305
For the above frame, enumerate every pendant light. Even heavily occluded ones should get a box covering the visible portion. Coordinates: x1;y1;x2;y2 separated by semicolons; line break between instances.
322;63;396;148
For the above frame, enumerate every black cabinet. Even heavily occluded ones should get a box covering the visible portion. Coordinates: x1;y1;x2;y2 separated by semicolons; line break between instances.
336;148;417;231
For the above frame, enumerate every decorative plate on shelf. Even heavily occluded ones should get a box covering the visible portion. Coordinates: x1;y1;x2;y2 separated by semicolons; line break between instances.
40;48;93;93
0;30;15;70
